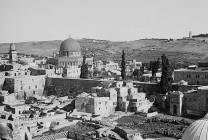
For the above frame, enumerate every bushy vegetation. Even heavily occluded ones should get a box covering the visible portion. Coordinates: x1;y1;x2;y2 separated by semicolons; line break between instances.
116;114;194;139
149;58;160;77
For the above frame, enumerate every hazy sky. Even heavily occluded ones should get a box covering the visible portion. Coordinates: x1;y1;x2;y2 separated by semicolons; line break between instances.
0;0;208;43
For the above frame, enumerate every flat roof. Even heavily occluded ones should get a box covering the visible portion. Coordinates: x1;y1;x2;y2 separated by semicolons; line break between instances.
174;68;208;72
198;86;208;90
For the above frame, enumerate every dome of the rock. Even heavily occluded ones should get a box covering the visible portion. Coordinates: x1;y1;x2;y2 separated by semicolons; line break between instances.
60;37;81;52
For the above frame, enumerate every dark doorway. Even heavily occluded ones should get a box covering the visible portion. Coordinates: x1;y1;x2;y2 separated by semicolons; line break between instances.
173;105;177;115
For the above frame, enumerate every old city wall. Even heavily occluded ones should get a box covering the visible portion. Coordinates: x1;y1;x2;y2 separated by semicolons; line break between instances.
173;84;199;92
44;78;102;97
133;82;160;94
133;82;199;95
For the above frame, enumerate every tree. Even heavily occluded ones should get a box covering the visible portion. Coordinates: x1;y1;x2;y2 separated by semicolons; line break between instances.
160;54;173;94
133;66;144;80
24;92;27;100
150;58;160;77
121;50;126;80
80;55;89;79
93;69;101;77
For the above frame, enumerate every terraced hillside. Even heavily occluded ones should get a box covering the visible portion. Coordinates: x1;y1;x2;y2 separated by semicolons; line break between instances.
1;38;208;65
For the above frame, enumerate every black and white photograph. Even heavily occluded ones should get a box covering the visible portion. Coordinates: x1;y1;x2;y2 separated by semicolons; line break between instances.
0;0;208;140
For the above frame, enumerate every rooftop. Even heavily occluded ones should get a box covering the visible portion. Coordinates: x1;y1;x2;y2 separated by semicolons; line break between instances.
198;86;208;90
174;68;208;72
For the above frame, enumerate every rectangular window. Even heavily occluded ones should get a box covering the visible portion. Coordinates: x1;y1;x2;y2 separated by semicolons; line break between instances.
196;75;200;78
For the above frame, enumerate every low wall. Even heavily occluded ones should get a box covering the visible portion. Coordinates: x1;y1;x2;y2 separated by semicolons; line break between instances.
133;82;160;94
133;81;200;94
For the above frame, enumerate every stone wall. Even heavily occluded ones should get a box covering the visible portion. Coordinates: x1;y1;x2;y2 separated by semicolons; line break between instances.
133;81;200;95
133;82;160;94
44;78;102;97
173;84;199;92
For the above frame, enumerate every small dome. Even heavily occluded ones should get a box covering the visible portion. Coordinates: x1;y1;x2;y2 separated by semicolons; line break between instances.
198;86;208;90
0;123;12;139
178;80;188;85
60;37;81;52
182;117;208;140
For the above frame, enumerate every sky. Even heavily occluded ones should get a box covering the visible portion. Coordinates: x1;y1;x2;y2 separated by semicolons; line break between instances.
0;0;208;43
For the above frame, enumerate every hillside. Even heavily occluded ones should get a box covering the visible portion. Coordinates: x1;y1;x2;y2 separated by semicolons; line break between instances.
1;38;208;66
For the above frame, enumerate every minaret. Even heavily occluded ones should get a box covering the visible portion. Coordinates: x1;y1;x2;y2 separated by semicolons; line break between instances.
189;31;192;38
9;42;18;64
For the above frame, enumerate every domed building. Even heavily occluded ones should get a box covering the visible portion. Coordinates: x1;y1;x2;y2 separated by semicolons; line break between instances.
182;115;208;140
58;37;93;78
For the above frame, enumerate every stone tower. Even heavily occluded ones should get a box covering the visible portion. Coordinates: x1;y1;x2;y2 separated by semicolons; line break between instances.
9;43;18;63
189;31;192;38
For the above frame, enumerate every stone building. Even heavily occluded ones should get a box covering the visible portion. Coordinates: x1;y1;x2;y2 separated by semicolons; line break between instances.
169;91;184;116
2;75;45;97
169;86;208;117
94;60;104;71
174;68;208;85
57;37;93;78
0;69;31;77
75;92;115;117
127;59;142;71
104;61;119;71
184;86;208;115
115;81;153;113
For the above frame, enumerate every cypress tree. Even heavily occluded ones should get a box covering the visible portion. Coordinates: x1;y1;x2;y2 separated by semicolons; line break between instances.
121;50;126;80
80;55;88;79
160;54;173;94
